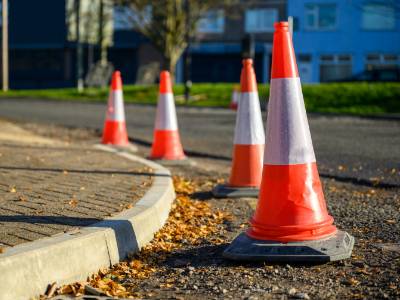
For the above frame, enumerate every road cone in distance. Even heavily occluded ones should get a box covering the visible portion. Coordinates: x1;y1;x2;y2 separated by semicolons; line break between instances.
229;85;240;110
102;71;129;146
213;59;264;198
224;22;354;263
150;71;186;162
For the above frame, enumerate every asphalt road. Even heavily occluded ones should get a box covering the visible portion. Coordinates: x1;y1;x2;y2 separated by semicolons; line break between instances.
0;98;398;186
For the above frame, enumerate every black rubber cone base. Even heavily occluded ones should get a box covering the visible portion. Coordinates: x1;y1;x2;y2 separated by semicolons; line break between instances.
212;184;259;198
223;231;354;263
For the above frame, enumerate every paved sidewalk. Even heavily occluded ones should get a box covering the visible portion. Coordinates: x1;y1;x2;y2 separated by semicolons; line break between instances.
0;120;153;248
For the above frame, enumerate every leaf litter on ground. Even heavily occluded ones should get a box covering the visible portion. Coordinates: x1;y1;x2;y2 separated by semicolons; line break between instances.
48;175;232;298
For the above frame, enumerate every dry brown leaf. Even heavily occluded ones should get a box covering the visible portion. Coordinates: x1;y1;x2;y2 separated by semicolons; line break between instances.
19;195;28;202
69;198;78;207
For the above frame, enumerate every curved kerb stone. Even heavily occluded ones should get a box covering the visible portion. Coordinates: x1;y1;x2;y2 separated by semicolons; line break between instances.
0;144;175;300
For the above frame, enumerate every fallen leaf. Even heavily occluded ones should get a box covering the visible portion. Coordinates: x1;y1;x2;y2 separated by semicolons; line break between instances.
18;195;28;202
342;277;360;286
69;198;78;207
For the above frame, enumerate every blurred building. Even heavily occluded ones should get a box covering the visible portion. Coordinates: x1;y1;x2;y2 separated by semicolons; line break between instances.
2;0;399;88
2;0;286;88
288;0;400;82
177;0;287;83
2;0;146;88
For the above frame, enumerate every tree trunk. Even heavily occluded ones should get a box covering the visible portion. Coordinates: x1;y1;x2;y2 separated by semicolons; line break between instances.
163;52;180;83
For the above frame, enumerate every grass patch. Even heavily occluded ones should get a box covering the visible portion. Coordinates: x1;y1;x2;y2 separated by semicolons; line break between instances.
0;82;399;115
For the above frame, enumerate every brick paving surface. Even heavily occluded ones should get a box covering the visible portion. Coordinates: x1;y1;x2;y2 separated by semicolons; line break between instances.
0;139;152;247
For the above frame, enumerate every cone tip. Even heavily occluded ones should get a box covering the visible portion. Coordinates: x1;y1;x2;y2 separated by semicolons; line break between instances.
111;70;123;90
160;70;170;78
242;58;253;66
274;21;289;31
240;59;257;93
159;70;172;94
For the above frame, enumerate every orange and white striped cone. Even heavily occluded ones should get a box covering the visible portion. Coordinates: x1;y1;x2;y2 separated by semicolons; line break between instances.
102;71;129;146
213;59;264;198
229;85;240;110
224;22;354;263
149;71;187;162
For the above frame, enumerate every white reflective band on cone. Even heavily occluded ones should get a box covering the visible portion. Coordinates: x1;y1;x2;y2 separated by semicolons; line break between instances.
264;77;316;165
234;92;265;145
106;90;126;121
155;93;178;130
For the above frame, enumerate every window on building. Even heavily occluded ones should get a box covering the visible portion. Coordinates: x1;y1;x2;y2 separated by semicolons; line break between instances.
361;3;395;30
197;9;225;33
365;53;400;70
292;16;299;31
298;54;313;82
113;5;151;31
245;8;278;33
114;6;135;30
305;4;336;30
298;54;312;62
319;54;352;82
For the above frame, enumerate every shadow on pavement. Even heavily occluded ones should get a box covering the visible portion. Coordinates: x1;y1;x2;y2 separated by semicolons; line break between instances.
131;137;232;161
319;172;399;188
162;243;323;269
0;215;101;227
0;165;163;178
190;191;215;201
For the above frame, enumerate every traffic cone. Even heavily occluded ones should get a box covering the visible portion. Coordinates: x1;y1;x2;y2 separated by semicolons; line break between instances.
213;59;264;198
150;71;186;162
102;71;129;146
223;22;354;263
229;85;240;110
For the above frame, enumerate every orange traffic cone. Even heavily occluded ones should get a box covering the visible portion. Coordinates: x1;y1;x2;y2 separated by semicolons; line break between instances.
102;71;129;146
150;71;186;162
224;22;354;263
229;85;240;110
213;59;264;198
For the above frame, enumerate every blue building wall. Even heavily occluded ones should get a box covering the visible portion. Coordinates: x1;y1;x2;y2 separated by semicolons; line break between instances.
288;0;400;82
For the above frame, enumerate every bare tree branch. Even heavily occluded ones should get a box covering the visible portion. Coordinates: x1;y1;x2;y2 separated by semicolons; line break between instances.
114;0;236;78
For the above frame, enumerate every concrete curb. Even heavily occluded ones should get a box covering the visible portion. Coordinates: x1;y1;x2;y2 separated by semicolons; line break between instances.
0;145;175;300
